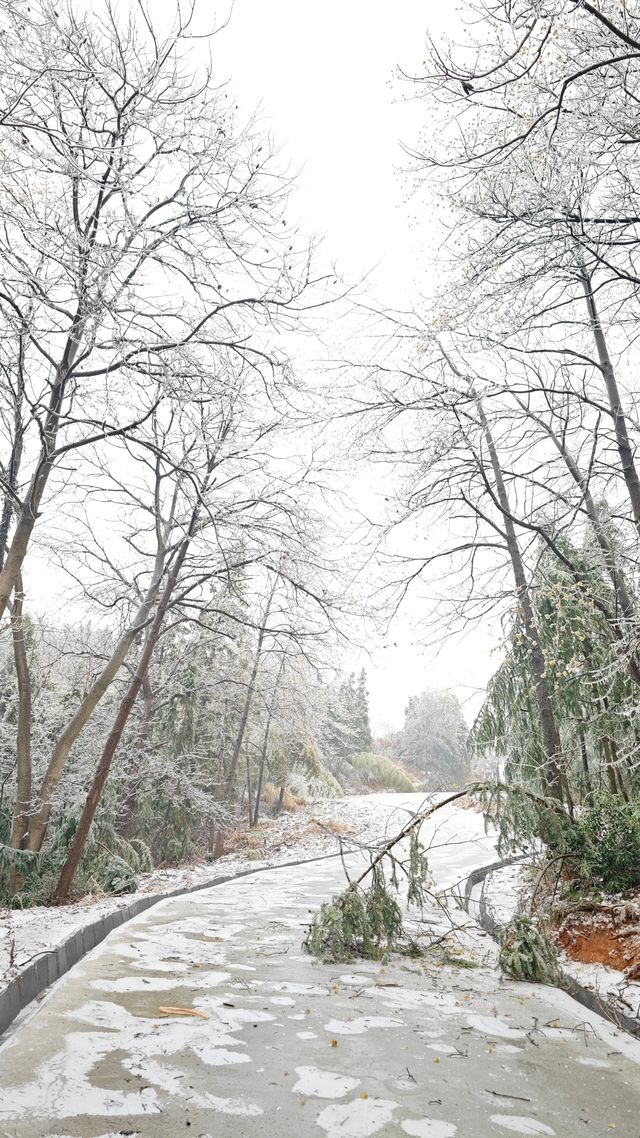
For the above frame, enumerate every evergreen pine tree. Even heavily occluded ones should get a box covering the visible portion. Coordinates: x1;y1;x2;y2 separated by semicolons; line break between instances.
354;669;373;753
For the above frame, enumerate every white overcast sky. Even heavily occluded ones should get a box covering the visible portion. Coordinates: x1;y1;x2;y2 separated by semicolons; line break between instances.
208;1;499;732
216;1;439;299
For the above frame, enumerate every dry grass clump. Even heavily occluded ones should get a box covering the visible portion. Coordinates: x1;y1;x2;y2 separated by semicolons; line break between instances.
310;818;355;837
225;827;270;854
263;784;306;812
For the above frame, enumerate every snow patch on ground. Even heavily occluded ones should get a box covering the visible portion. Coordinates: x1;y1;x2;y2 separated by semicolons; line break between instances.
0;1029;162;1119
467;1015;526;1040
576;1055;609;1068
90;969;230;992
0;983;266;1122
270;980;329;995
292;1065;360;1098
490;1116;555;1135
372;986;461;1013
401;1121;458;1138
323;1015;404;1035
316;1097;398;1137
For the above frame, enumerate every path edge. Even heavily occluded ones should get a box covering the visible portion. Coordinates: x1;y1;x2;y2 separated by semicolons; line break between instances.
0;849;340;1040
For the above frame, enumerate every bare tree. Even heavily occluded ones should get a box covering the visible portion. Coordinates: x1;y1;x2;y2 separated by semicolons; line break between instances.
0;0;316;627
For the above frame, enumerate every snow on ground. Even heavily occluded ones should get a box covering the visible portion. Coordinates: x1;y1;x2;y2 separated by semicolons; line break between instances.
481;863;525;925
557;952;640;1022
2;792;494;994
2;839;639;1137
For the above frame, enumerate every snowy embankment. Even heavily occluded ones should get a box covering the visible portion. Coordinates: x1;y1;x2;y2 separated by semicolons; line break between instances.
482;862;640;1028
2;792;494;994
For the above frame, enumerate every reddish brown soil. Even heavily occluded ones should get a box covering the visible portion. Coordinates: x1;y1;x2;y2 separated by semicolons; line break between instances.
557;899;640;977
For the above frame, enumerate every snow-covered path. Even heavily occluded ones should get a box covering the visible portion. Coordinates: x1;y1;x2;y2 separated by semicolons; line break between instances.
0;797;639;1138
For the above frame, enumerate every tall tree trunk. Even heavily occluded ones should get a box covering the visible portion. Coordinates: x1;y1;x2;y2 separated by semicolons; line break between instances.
8;576;31;881
479;404;564;799
252;658;284;828
442;348;564;799
0;368;26;570
541;416;640;685
252;725;269;829
245;741;253;824
578;725;594;807
608;737;629;801
0;155;119;626
0;320;87;623
581;272;640;536
594;686;629;799
531;408;638;621
601;736;620;796
208;699;228;854
119;670;154;840
214;581;276;857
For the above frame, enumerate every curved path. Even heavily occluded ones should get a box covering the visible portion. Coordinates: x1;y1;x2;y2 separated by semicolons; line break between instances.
0;802;639;1138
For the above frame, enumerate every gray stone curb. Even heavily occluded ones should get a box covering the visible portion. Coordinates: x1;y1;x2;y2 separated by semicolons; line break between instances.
0;850;340;1041
458;856;640;1040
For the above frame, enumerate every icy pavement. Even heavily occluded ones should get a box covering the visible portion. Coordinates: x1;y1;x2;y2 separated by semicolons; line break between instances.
0;792;488;990
0;799;639;1137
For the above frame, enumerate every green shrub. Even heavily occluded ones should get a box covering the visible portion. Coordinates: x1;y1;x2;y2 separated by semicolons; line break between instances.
305;866;404;963
101;855;138;895
0;808;153;906
348;753;416;793
499;914;560;983
562;792;640;894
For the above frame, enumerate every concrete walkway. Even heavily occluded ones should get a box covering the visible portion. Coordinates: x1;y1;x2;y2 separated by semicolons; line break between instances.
0;803;639;1138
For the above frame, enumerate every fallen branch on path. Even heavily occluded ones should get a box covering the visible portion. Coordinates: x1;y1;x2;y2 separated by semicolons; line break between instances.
304;787;477;964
